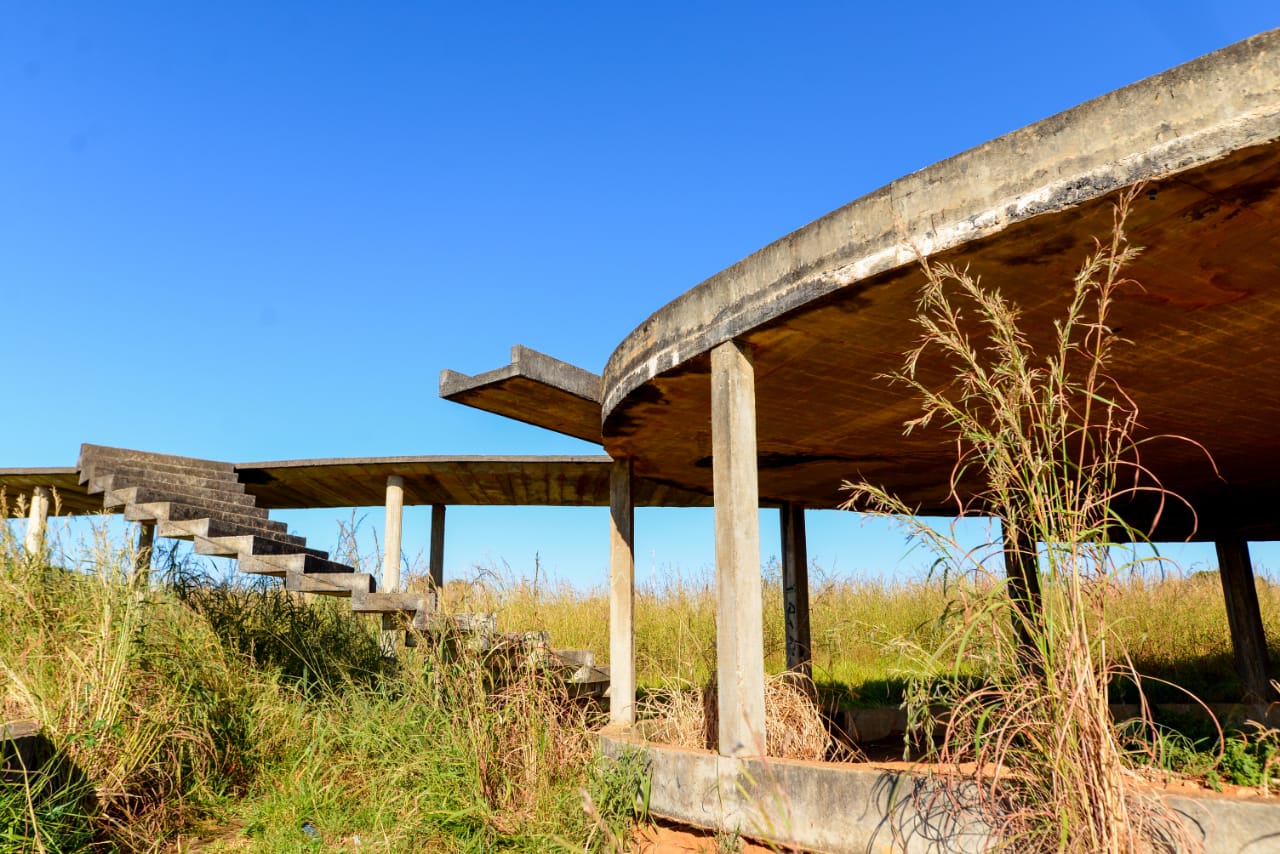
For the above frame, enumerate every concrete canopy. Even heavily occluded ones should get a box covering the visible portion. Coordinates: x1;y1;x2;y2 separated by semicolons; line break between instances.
0;456;712;514
597;30;1280;541
0;469;100;515
235;456;709;508
439;345;604;444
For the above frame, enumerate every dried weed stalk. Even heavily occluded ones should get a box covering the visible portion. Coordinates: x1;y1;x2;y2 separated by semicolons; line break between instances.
842;189;1200;852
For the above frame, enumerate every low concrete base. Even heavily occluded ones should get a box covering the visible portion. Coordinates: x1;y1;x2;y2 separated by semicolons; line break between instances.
599;729;1280;854
1;720;44;783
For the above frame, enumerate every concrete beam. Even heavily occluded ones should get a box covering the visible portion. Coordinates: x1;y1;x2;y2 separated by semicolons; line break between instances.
780;502;811;678
383;475;404;594
1215;538;1275;703
23;487;49;555
609;458;636;726
429;503;446;594
711;340;766;758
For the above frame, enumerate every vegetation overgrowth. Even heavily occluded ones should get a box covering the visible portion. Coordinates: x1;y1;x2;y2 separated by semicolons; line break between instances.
0;515;646;853
837;189;1224;851
3;510;1277;851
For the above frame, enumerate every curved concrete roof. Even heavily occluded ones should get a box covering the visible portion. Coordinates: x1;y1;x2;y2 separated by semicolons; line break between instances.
599;30;1280;538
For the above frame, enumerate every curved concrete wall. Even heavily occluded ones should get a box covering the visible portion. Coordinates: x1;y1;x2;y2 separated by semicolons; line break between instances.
602;29;1280;424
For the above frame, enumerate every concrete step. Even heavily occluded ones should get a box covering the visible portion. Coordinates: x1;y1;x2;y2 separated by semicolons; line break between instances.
285;571;375;597
551;649;595;668
351;591;433;627
159;515;298;545
103;484;259;514
78;445;237;486
241;552;356;578
89;468;250;501
192;533;326;560
568;664;611;699
81;460;241;494
123;500;277;532
417;611;497;636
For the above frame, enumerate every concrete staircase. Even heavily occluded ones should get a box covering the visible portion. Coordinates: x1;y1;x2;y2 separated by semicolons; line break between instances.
77;444;434;632
74;444;611;696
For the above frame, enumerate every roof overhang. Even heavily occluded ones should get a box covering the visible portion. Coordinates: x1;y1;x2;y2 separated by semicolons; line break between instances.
439;345;603;443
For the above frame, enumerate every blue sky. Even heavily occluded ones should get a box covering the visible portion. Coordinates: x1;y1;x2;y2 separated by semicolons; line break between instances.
3;3;1277;588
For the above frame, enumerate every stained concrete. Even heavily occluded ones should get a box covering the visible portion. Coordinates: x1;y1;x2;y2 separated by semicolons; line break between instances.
600;731;1280;854
440;344;604;443
599;30;1280;539
0;456;715;512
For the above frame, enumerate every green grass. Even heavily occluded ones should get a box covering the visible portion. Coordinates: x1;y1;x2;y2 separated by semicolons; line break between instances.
432;559;1278;710
0;520;643;853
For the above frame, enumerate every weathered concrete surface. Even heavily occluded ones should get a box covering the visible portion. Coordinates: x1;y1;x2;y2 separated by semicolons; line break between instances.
440;344;604;443
599;730;1280;854
1;455;718;514
235;455;713;509
609;458;635;726
1;721;46;785
600;30;1280;539
0;468;99;514
711;341;767;757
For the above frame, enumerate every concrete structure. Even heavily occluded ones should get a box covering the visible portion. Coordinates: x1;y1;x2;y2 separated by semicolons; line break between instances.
599;731;1280;854
23;485;49;554
5;29;1280;851
443;29;1280;847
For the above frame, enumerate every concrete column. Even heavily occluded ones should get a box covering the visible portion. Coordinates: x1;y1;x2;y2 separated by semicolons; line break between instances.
711;340;767;758
1215;538;1275;703
429;503;446;594
1003;525;1043;665
609;458;636;726
135;522;155;581
780;502;812;678
383;475;404;594
23;487;50;555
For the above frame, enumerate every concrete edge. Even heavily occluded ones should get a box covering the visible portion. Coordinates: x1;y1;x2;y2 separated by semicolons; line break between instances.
598;730;1280;854
439;344;603;404
600;29;1280;420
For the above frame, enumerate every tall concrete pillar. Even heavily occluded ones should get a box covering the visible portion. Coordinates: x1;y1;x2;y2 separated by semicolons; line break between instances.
1003;525;1043;664
383;475;404;594
1215;538;1275;703
780;502;812;678
429;503;446;595
609;458;636;726
711;340;767;758
23;487;50;555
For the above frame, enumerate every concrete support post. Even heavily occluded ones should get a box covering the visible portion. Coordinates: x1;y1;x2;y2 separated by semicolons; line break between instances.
780;502;812;679
1002;525;1043;665
711;340;767;758
1215;538;1275;703
23;487;50;555
609;458;636;727
135;522;155;581
383;476;404;594
429;504;446;596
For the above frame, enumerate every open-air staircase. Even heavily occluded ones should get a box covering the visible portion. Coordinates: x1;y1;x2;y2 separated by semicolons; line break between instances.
74;444;610;696
77;444;434;633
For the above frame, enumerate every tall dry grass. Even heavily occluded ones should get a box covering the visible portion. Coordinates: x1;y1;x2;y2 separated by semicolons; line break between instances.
841;189;1195;851
419;557;1273;711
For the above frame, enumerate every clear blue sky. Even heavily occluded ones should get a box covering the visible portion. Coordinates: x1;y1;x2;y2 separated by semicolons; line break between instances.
3;3;1277;589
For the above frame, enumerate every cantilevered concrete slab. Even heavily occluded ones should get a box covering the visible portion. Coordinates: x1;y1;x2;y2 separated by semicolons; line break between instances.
1;455;712;514
0;468;101;514
235;455;709;508
439;345;604;444
599;29;1280;541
